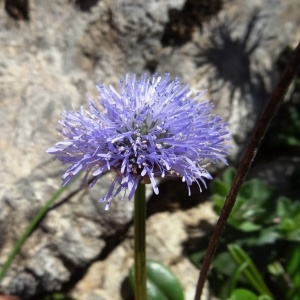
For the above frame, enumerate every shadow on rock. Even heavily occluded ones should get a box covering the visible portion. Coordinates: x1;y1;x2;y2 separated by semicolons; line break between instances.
196;9;274;110
161;0;223;47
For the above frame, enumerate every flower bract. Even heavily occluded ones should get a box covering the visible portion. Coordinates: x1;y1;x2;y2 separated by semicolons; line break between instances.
47;73;231;210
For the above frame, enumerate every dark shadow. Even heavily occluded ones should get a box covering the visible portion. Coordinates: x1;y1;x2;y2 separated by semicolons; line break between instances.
258;46;300;160
144;59;158;73
5;0;29;21
120;276;134;300
161;0;223;47
74;0;99;12
181;219;214;259
147;178;211;217
196;9;274;110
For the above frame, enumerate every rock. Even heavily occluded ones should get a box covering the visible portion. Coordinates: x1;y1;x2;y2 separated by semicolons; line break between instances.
71;204;215;300
0;296;22;300
0;0;299;298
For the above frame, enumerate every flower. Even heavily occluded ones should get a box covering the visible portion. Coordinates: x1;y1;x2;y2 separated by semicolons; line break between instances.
47;73;230;210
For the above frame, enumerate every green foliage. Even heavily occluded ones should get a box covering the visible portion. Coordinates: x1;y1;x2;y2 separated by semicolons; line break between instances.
263;75;300;149
285;243;300;300
227;244;272;297
276;102;300;147
42;293;75;300
228;288;271;300
275;197;300;240
189;167;300;299
212;168;300;242
129;260;185;300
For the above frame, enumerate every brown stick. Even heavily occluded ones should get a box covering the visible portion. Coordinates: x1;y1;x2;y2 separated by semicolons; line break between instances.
194;40;300;300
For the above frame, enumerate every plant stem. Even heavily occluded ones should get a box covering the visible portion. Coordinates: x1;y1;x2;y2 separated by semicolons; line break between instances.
194;40;300;300
228;244;273;297
0;185;68;283
134;183;147;300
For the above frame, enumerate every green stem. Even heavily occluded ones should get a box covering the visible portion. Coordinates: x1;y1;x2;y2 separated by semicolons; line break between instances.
228;261;249;295
134;183;147;300
228;244;273;297
0;181;75;283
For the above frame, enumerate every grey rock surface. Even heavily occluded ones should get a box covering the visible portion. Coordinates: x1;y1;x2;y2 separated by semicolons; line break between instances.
71;204;215;300
0;0;299;298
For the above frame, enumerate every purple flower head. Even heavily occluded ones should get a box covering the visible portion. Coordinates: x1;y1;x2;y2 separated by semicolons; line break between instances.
47;73;231;210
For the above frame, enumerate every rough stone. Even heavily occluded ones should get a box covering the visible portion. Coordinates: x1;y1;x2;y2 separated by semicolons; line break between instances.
0;0;299;298
71;205;215;300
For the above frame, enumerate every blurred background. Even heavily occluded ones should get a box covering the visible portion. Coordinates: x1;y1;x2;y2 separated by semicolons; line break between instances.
0;0;299;299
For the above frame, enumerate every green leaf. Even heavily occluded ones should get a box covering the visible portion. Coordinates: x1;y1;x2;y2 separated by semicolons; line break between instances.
42;294;75;300
266;261;290;298
129;260;185;300
276;197;294;218
286;243;300;278
227;244;273;297
211;169;275;231
228;288;259;300
228;261;249;295
256;227;280;245
212;194;227;214
211;179;229;197
211;168;236;197
258;295;273;300
213;252;237;277
239;179;272;202
267;261;284;276
281;135;300;146
275;197;300;240
286;243;300;299
222;167;236;187
189;250;206;268
238;221;262;232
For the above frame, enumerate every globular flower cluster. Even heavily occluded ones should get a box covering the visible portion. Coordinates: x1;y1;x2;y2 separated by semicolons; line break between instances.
47;73;230;210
